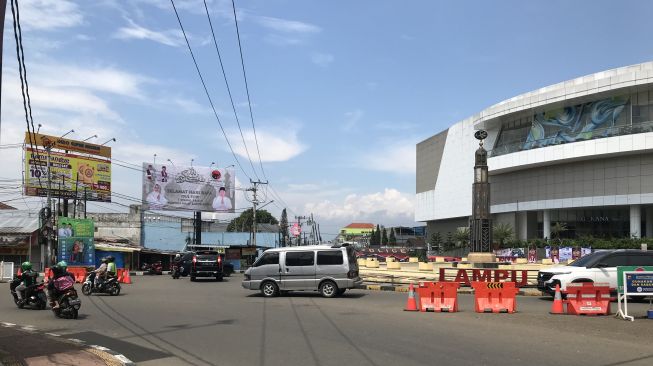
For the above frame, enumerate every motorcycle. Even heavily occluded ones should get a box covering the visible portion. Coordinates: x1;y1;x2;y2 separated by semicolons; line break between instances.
141;261;163;275
171;262;186;279
9;277;47;310
49;274;80;319
82;272;121;296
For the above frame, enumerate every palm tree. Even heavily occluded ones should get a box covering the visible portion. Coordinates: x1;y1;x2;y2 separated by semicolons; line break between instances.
550;222;568;244
492;223;514;248
453;227;470;247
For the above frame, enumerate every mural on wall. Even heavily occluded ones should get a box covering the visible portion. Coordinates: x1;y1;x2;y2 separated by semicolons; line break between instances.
523;97;629;150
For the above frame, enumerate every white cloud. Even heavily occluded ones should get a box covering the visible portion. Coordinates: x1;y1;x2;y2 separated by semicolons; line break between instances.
19;0;83;30
254;16;321;34
343;109;363;131
304;188;415;224
311;53;334;67
75;34;94;41
114;21;185;47
228;127;307;162
263;34;304;46
360;142;416;175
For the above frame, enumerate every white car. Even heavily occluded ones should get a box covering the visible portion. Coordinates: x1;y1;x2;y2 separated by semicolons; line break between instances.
537;249;653;295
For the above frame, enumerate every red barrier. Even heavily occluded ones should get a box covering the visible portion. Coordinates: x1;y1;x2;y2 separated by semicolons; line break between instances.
564;282;611;316
68;267;88;283
417;281;460;312
471;281;518;313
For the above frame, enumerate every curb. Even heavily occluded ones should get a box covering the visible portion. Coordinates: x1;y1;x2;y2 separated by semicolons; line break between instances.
0;322;135;366
356;285;543;296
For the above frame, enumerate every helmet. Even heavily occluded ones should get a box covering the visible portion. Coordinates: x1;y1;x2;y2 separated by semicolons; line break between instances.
57;261;67;271
107;256;115;262
175;254;180;259
21;261;32;271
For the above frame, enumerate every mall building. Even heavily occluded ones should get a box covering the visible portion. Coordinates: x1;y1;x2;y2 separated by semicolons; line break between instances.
417;61;653;240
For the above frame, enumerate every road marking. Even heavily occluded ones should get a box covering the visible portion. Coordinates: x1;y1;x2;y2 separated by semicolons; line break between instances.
1;322;16;327
45;332;61;337
67;338;85;343
21;326;36;331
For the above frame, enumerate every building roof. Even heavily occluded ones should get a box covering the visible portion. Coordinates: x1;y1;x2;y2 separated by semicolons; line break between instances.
344;223;375;229
0;212;40;234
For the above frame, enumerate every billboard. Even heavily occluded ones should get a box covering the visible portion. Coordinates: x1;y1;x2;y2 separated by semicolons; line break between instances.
57;217;95;266
24;147;112;202
26;132;111;158
141;163;235;212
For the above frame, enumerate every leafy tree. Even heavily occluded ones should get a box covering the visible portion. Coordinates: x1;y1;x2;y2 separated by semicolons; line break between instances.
374;224;381;246
279;209;289;245
550;222;568;243
382;227;388;246
445;232;454;250
492;223;514;248
389;228;396;246
453;227;470;247
430;232;442;252
227;208;279;232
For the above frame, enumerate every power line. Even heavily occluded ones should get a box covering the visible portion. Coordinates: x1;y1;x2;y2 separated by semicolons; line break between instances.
169;0;252;182
230;0;266;180
203;0;259;180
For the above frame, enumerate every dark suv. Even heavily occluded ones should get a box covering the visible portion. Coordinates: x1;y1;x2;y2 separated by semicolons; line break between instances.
190;250;225;281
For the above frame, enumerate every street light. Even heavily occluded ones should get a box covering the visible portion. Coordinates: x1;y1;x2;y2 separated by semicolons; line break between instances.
191;158;194;167
60;129;75;138
224;164;235;169
83;135;97;142
37;124;42;134
154;154;157;165
101;138;116;146
209;162;216;168
167;158;175;167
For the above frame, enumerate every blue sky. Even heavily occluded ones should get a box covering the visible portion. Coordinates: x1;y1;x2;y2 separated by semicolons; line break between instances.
1;0;653;238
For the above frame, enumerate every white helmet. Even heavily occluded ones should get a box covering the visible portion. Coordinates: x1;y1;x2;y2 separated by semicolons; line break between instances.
175;254;180;259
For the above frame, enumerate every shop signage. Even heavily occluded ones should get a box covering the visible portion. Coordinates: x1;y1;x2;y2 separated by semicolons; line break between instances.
438;268;529;287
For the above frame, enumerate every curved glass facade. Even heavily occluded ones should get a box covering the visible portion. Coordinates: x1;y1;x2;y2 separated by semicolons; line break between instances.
491;89;653;157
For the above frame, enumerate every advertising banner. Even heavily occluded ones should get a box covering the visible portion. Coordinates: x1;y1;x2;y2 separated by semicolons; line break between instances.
25;132;111;158
24;148;111;202
141;163;235;212
57;217;95;266
545;246;591;262
625;272;653;295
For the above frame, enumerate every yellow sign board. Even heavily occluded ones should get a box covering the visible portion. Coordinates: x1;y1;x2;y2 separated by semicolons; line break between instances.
24;148;111;202
25;132;111;158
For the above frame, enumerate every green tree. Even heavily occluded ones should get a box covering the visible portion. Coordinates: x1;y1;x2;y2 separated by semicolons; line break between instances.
430;232;442;252
227;208;279;232
279;208;289;245
374;224;381;246
445;232;454;250
551;222;568;243
389;228;396;246
368;228;375;246
453;227;470;247
382;227;388;246
492;223;514;248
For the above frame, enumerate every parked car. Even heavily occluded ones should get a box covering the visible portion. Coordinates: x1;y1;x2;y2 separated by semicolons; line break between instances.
538;249;653;296
190;250;225;282
242;244;362;298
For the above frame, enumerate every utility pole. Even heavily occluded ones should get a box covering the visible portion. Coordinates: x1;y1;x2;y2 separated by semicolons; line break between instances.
246;179;268;248
45;144;52;266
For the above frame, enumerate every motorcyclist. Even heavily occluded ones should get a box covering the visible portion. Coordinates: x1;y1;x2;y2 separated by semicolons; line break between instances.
15;261;38;306
93;257;109;289
47;261;75;309
106;256;117;281
173;254;182;275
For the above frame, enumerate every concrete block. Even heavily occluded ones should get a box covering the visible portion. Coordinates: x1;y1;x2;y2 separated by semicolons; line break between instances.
357;258;366;266
386;261;401;270
366;259;379;268
541;259;553;265
461;257;468;262
386;257;395;262
408;257;419;263
418;262;433;271
435;257;446;263
515;258;528;264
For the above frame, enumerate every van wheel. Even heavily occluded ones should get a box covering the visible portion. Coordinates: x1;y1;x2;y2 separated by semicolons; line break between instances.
319;281;338;298
261;281;279;297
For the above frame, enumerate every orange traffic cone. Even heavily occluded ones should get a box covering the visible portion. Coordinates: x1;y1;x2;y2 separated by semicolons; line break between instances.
122;270;132;284
404;283;419;311
550;284;564;314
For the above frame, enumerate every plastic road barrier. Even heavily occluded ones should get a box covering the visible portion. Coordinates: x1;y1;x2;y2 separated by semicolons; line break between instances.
471;281;518;313
417;281;460;312
565;282;611;316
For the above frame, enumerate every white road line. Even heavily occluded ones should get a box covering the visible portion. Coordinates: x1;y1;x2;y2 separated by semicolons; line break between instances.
67;338;85;343
45;333;61;337
1;322;16;327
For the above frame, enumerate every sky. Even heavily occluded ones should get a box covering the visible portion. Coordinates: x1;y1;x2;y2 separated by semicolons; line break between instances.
1;0;653;239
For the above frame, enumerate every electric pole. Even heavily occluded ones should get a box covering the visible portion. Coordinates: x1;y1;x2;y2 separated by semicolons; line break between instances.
294;215;307;246
246;179;268;247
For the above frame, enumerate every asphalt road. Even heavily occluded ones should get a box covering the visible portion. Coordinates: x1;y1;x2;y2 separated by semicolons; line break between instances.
1;275;653;366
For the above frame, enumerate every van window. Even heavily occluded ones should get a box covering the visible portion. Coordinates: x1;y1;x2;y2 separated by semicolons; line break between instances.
255;252;279;267
285;251;314;266
317;251;344;265
629;254;653;266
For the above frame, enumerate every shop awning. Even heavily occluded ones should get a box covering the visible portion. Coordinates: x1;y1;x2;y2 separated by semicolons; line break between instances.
95;243;141;253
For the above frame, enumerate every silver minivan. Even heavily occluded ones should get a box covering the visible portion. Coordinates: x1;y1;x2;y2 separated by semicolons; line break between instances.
242;244;362;298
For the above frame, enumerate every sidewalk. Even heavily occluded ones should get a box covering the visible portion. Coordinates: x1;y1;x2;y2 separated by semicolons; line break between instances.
0;326;121;366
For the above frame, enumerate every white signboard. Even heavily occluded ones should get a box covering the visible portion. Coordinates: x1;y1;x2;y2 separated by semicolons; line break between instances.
142;163;235;212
